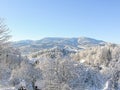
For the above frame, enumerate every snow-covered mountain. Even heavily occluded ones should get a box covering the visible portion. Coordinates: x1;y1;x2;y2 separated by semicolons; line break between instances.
1;37;120;90
13;37;106;55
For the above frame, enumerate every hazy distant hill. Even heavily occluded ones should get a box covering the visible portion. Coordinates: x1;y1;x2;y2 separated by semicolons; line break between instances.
13;37;106;55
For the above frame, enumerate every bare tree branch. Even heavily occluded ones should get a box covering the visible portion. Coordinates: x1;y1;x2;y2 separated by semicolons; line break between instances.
0;18;11;49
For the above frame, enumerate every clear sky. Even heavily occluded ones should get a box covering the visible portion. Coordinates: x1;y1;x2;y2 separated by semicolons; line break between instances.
0;0;120;43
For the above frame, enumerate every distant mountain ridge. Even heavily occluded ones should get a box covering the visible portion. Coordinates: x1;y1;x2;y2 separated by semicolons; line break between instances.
12;37;106;55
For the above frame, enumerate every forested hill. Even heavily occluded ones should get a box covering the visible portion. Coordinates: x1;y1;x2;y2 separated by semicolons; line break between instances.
13;37;106;55
0;34;120;90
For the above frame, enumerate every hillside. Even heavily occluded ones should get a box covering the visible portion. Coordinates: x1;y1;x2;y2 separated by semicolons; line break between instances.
13;37;106;55
0;37;120;90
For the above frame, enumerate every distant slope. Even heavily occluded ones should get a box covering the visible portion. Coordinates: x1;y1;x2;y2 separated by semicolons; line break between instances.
12;37;106;55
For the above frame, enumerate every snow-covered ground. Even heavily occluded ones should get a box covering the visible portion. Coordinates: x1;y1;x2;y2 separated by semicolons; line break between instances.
0;81;16;90
0;87;16;90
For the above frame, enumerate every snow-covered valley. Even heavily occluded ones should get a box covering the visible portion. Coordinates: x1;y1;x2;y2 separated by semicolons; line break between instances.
0;37;120;90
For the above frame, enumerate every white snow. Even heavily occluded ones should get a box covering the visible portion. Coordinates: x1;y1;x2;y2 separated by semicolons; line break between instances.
80;59;86;63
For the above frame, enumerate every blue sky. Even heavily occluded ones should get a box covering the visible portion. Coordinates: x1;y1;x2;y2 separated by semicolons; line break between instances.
0;0;120;43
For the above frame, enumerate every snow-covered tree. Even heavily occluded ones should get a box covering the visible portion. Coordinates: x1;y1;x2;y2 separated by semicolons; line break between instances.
0;18;11;49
